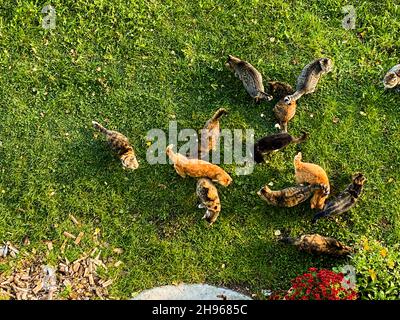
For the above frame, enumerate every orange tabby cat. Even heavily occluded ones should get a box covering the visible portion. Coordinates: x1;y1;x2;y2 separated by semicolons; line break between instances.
166;144;232;186
199;108;228;159
294;152;330;209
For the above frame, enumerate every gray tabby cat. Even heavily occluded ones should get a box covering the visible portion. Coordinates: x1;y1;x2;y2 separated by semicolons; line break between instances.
225;55;273;103
284;58;333;104
383;64;400;89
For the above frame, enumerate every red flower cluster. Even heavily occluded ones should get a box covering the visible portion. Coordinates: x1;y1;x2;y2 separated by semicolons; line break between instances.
283;268;358;300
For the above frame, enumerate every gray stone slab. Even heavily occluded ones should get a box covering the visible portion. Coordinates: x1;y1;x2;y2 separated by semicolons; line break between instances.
133;283;252;300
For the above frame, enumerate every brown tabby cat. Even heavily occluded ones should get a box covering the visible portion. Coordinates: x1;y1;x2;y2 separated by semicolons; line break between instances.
268;81;297;132
383;64;400;89
166;144;232;186
196;178;221;225
280;234;352;257
294;152;330;210
253;132;308;163
92;121;139;170
312;173;366;223
273;99;297;133
225;55;273;103
257;183;328;208
284;58;333;104
199;108;228;159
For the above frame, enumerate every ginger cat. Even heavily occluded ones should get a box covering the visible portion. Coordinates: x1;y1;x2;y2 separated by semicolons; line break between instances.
294;152;330;209
280;234;352;257
258;183;328;208
196;178;221;225
166;144;232;186
225;55;273;103
274;99;297;133
268;81;297;132
92;121;139;170
312;173;366;223
284;58;333;104
199;108;228;159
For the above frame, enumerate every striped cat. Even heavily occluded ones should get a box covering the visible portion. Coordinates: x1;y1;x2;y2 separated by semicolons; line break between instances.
280;234;352;256
92;121;139;170
258;183;328;208
312;173;366;223
284;58;333;104
225;55;273;103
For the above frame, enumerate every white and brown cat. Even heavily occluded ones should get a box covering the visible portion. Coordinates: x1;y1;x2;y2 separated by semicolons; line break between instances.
196;178;221;225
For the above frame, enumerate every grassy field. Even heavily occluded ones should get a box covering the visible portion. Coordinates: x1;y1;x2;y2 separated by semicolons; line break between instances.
0;0;399;299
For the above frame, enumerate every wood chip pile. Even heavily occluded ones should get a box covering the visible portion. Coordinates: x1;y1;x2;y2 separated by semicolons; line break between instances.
0;216;123;300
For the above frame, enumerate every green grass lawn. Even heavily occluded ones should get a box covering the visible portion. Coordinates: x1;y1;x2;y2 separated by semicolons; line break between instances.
0;0;399;299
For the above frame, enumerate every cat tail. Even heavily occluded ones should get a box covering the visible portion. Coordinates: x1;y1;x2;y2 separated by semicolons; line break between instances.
292;131;309;144
210;108;228;122
278;236;298;245
92;121;109;135
293;152;302;166
311;210;330;223
284;90;304;104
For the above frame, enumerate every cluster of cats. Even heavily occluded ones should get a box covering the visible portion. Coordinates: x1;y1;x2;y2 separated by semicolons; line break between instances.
91;58;399;258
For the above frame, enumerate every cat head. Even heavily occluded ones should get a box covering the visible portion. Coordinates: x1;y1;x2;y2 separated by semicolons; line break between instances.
120;153;139;170
166;144;174;156
278;97;296;108
257;185;273;201
225;55;241;70
217;172;233;186
319;58;333;73
352;172;366;186
383;71;399;89
202;209;220;225
283;95;292;104
328;238;354;256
